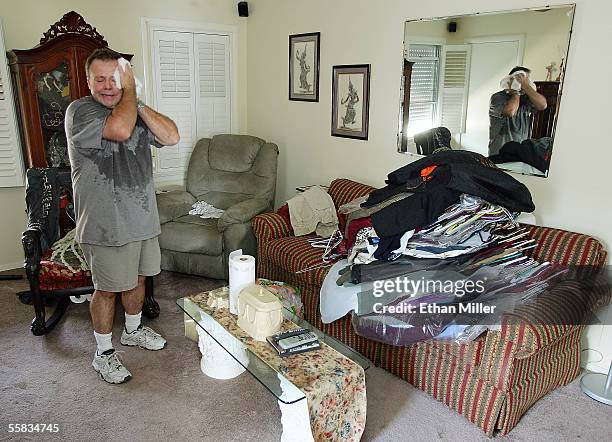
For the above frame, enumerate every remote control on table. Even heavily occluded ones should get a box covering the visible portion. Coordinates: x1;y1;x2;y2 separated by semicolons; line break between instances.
277;331;318;350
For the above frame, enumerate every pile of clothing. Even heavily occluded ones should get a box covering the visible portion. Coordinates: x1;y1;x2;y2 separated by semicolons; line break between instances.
318;150;563;345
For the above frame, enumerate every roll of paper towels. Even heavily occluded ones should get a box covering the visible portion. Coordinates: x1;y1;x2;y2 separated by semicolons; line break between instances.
228;249;255;315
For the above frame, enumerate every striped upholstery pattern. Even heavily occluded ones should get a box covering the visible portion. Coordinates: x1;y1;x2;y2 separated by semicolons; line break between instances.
526;225;607;266
428;335;487;370
261;235;332;286
252;212;293;242
251;178;608;436
377;341;506;436
328;179;375;207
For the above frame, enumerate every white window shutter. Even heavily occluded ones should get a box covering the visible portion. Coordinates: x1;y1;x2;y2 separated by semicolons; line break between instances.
438;45;471;134
152;30;196;173
406;44;440;138
194;33;231;141
0;20;25;187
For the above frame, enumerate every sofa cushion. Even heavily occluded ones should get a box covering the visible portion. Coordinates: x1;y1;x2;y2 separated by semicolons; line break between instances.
156;190;196;224
261;235;333;286
209;134;263;172
159;216;222;255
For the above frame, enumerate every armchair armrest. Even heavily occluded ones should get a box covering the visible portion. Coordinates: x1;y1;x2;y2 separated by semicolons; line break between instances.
218;198;271;232
252;212;293;243
22;228;43;284
156;190;196;224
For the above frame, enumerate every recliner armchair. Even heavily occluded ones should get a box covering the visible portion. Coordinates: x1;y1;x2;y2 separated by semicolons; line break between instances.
156;134;278;279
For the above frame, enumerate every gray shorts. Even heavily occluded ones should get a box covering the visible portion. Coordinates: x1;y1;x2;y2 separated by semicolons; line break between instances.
80;237;161;292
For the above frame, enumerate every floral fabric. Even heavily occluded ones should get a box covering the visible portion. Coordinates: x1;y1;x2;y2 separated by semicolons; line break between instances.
189;292;366;441
255;278;304;318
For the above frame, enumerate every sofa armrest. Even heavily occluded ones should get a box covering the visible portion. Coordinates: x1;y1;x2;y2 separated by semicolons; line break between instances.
156;190;196;225
218;198;271;232
252;212;293;242
479;276;611;391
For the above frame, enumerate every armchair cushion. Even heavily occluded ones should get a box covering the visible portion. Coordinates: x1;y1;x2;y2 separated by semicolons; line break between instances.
218;198;271;232
157;190;196;225
39;250;92;291
208;134;263;172
159;216;222;255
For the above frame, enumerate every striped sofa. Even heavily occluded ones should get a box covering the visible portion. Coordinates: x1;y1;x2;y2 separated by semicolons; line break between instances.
252;179;609;436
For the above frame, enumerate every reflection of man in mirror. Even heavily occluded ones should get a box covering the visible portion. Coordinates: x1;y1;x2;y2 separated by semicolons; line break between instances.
296;45;311;92
341;77;359;128
488;66;547;156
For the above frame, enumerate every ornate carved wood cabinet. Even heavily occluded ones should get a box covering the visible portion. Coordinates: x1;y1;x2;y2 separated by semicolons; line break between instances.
530;80;561;140
7;11;131;168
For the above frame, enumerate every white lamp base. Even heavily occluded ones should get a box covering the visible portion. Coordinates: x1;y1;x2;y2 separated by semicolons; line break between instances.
580;363;612;405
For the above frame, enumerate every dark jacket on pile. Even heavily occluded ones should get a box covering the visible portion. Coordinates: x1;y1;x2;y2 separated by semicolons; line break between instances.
363;150;534;238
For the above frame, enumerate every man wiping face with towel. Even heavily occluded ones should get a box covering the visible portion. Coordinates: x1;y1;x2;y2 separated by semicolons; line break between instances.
65;48;180;384
488;66;548;156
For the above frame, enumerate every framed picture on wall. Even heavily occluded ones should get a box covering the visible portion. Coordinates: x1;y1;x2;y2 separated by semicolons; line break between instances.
289;32;320;101
331;64;370;140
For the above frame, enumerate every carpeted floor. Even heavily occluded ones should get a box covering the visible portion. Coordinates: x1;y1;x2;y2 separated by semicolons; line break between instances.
1;269;610;442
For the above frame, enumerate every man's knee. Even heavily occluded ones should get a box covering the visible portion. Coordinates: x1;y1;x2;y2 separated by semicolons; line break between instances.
138;275;146;286
94;290;116;299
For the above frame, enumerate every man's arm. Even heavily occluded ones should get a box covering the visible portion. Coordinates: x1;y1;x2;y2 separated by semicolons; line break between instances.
517;73;548;111
502;91;520;117
103;64;137;142
137;104;180;146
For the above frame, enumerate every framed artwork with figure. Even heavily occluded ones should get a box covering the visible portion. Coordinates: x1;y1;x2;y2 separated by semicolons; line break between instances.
289;32;320;101
331;64;370;140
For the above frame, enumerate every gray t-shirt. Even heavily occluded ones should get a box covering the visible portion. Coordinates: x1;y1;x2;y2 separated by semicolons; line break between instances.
488;91;535;156
65;96;162;246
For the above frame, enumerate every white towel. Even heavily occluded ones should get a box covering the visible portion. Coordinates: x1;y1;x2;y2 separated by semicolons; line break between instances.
500;70;536;94
114;57;143;99
189;201;225;219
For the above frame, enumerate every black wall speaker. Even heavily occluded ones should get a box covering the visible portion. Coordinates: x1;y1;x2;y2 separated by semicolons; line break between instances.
448;21;457;33
238;2;249;17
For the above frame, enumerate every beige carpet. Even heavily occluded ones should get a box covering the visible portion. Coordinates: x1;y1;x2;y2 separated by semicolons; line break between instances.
1;269;610;442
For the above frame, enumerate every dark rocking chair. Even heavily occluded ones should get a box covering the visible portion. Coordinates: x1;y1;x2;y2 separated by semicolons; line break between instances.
19;167;160;336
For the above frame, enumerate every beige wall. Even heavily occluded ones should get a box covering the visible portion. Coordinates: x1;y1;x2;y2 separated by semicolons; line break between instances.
0;0;247;269
246;0;612;256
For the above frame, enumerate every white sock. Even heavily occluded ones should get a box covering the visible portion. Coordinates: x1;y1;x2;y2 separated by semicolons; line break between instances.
94;331;113;355
124;312;142;333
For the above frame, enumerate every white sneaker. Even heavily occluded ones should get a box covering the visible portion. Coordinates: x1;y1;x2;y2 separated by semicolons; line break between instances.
120;325;167;351
92;349;132;384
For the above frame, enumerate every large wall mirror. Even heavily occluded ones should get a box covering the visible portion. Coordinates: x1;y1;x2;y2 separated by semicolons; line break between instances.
397;5;575;177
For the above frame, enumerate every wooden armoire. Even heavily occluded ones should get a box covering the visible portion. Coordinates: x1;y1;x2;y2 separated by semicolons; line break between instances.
530;80;561;140
7;11;131;168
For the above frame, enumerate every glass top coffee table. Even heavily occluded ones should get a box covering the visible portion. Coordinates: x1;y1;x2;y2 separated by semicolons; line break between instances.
177;296;370;405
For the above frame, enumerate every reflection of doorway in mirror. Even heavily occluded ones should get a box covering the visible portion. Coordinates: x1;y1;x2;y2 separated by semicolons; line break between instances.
461;36;523;156
336;74;363;131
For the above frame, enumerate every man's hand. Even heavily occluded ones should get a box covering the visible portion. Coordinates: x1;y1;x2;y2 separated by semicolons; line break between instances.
515;73;548;111
102;62;138;142
514;72;530;90
118;62;137;93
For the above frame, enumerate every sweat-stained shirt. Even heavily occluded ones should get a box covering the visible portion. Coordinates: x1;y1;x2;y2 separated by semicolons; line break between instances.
488;91;535;156
65;96;163;246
